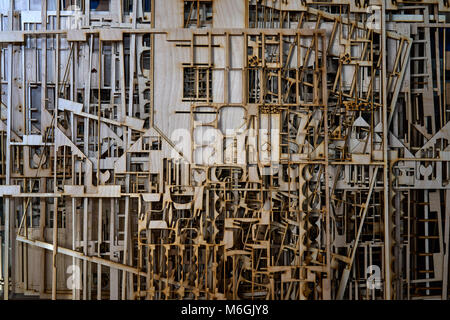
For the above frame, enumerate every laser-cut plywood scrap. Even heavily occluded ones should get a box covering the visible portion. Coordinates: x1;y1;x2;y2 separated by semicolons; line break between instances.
0;0;449;300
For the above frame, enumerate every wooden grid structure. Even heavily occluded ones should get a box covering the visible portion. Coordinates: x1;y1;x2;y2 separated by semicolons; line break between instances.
0;0;449;300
